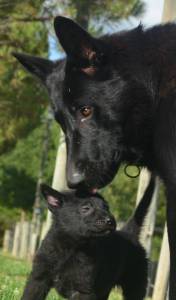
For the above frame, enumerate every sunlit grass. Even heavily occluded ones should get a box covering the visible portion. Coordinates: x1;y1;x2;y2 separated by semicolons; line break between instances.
0;252;122;300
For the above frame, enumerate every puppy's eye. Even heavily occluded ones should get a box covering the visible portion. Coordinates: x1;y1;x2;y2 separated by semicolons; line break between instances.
81;205;92;214
82;206;90;212
80;106;93;118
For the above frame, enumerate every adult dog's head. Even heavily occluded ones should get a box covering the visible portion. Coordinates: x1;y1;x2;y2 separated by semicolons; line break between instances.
13;17;153;191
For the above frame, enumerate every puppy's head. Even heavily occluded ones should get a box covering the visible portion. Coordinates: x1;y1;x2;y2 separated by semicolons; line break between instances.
41;184;116;239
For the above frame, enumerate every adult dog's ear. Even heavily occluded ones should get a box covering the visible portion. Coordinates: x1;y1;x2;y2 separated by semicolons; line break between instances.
12;52;54;82
41;184;64;214
54;16;106;76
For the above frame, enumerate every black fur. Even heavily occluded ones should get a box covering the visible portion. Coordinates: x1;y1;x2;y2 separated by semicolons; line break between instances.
21;178;154;300
13;18;176;298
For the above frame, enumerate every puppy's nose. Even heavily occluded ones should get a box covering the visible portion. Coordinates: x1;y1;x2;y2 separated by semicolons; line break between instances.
105;216;116;230
105;217;113;226
67;170;85;188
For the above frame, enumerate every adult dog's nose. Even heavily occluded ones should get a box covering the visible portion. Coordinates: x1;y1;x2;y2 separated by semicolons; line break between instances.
67;170;85;188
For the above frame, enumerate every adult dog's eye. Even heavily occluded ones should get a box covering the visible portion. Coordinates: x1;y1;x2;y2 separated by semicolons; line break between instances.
80;106;93;118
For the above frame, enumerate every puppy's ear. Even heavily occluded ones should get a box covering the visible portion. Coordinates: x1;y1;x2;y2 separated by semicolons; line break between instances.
40;184;64;214
12;52;54;82
54;16;106;76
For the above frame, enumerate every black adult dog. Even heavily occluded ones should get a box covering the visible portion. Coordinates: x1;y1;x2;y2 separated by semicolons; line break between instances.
13;18;176;298
21;177;154;300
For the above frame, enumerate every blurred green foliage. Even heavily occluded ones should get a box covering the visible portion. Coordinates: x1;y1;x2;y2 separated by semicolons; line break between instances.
0;119;60;235
102;167;139;221
0;0;49;240
0;0;48;153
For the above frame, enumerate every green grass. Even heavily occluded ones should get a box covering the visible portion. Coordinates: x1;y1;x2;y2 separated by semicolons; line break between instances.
0;252;122;300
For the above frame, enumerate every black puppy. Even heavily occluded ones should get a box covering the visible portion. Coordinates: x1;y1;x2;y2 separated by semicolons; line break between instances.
13;19;176;298
21;176;154;300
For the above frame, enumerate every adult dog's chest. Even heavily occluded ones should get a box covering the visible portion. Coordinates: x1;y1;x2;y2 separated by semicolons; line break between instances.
52;250;96;298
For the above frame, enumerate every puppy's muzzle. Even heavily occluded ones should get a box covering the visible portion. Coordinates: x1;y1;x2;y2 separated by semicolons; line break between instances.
96;216;116;232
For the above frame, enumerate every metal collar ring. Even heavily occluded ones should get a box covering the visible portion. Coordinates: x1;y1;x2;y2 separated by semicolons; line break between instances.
124;164;141;178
